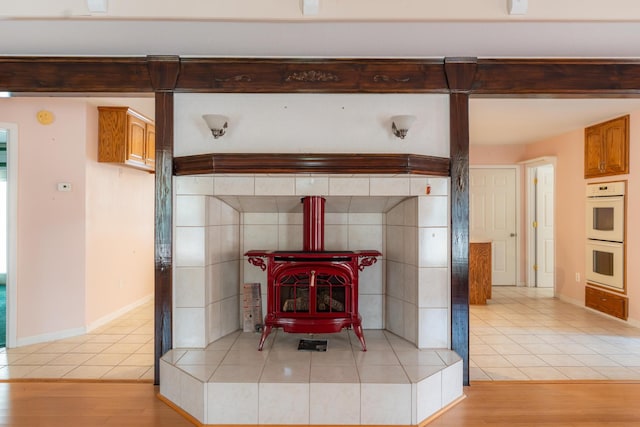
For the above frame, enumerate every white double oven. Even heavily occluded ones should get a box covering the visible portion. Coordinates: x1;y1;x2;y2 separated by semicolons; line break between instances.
585;181;626;292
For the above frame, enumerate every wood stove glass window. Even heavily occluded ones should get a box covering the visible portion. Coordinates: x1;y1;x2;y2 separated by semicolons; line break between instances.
277;269;348;314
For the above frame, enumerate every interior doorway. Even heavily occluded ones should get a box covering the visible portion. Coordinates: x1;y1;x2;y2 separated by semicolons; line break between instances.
525;159;556;288
0;128;6;347
0;123;17;349
470;166;519;286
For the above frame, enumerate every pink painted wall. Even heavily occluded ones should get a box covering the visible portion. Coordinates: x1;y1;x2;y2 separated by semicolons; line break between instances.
471;112;640;324
85;105;155;327
1;99;87;340
0;98;154;344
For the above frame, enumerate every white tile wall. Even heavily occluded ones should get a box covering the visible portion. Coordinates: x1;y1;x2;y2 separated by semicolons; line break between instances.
328;177;370;195
296;176;329;195
207;382;259;424
175;227;206;267
175;267;205;308
370;177;410;196
418;227;448;268
361;383;412;425
173;176;451;353
259;383;310;424
442;360;464;407
419;267;449;308
175;195;206;226
416;371;443;423
255;176;296;196
174;307;206;348
419;196;448;227
309;383;361;425
419;308;449;348
214;176;255;195
181;372;206;423
175;176;214;195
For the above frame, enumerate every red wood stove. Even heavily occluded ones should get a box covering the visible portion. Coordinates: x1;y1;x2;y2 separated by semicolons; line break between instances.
245;196;381;351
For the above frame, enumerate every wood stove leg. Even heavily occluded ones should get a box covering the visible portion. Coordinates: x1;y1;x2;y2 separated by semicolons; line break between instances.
258;325;272;351
353;323;367;351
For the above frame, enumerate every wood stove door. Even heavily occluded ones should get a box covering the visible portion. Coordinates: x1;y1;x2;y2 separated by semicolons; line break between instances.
275;265;351;318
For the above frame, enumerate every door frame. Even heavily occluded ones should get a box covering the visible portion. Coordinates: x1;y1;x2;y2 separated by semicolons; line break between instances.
1;122;18;348
469;164;521;287
523;156;557;290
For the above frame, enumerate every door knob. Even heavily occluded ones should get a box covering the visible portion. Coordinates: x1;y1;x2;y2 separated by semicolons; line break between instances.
510;233;516;237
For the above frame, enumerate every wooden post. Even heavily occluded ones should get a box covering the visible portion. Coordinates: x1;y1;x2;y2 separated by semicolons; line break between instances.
445;57;477;386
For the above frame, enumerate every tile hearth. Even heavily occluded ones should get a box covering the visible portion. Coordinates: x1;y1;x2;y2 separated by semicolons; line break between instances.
160;329;462;425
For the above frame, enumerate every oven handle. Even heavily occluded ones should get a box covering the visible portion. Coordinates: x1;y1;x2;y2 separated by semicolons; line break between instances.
587;195;624;202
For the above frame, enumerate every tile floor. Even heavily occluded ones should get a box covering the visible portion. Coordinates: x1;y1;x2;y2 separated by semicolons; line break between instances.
0;300;153;381
6;287;639;383
471;286;640;381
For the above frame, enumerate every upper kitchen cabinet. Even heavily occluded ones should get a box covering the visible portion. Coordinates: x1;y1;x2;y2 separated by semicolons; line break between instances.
584;115;629;178
98;106;155;172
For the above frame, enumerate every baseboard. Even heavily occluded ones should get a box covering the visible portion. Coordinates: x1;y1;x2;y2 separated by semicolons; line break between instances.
16;326;87;347
86;294;153;332
13;294;153;348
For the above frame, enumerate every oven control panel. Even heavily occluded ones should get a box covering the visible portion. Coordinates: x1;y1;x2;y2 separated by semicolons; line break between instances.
586;181;625;197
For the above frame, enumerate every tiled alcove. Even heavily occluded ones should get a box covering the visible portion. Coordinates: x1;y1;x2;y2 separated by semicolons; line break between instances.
164;173;461;425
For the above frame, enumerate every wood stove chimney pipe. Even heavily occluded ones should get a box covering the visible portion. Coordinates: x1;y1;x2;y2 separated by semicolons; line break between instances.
302;196;325;252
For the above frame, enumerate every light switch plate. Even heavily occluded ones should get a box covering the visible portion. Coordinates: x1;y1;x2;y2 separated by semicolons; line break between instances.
302;0;319;15
87;0;108;13
507;0;528;15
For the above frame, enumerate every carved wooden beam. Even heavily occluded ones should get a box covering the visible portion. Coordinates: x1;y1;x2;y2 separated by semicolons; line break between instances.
176;58;448;93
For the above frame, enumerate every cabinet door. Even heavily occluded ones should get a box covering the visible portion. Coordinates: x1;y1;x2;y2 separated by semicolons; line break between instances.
145;123;155;168
602;115;629;175
584;127;604;178
126;114;147;165
584;115;629;178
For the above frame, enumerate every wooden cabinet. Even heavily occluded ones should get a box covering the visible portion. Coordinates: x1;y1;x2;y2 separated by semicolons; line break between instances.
98;106;155;172
470;242;492;304
584;115;629;178
585;285;628;320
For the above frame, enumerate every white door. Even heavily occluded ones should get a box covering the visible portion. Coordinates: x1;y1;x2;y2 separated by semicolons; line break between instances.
470;168;517;286
535;165;555;287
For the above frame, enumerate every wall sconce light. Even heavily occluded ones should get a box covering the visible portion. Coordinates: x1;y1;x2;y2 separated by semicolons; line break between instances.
391;115;416;139
202;114;229;139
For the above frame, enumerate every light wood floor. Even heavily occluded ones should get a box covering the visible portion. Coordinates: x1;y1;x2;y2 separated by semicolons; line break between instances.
432;381;640;427
0;381;639;426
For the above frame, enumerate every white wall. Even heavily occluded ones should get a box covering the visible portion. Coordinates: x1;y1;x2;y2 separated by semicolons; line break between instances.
174;194;241;347
385;183;450;348
174;93;450;158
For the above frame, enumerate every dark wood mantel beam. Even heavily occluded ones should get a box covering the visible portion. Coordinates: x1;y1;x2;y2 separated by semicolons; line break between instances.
0;56;154;92
474;58;640;95
174;153;450;176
